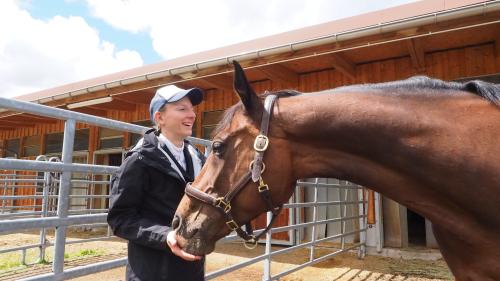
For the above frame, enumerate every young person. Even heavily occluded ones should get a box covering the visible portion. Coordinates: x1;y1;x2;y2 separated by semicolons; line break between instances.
107;85;205;281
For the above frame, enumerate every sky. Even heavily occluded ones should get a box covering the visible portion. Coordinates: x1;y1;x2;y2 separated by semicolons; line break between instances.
0;0;417;98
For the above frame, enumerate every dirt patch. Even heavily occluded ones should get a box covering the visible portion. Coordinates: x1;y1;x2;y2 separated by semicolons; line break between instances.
1;231;453;281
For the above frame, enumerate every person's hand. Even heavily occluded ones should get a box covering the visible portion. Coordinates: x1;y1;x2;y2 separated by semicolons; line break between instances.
166;231;202;261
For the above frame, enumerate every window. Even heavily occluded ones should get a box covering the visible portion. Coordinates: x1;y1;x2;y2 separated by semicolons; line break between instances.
74;129;89;151
99;128;123;149
5;139;20;158
23;135;41;157
45;129;89;154
202;110;224;140
129;120;153;148
45;132;63;154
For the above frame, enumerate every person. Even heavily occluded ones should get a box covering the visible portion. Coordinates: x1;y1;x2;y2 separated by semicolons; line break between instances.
107;85;205;281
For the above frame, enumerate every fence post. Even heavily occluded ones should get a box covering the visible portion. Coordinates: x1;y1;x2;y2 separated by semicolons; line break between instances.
357;188;366;258
1;174;8;213
374;192;383;252
38;168;51;263
309;178;319;262
262;211;273;281
52;119;76;279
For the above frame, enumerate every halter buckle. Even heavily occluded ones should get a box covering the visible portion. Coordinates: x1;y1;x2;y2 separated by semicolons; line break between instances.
253;135;269;152
226;220;239;231
215;197;231;213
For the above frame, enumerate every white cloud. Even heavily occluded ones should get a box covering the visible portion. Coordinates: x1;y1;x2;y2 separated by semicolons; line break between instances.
0;0;143;98
86;0;416;60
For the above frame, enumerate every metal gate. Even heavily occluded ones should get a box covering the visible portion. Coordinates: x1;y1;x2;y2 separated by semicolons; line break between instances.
0;96;367;281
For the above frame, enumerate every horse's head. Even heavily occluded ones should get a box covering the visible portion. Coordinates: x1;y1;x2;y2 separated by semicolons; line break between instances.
173;61;296;255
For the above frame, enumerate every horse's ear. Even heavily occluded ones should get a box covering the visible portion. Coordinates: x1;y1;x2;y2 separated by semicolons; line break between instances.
233;61;262;117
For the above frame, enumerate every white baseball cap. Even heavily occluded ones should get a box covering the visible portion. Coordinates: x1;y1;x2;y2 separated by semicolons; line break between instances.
149;85;203;122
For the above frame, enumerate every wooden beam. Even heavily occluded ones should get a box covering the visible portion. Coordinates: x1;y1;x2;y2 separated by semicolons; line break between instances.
406;38;426;72
202;74;233;92
70;107;107;116
89;99;136;111
113;92;155;105
0;126;17;130
9;114;58;124
1;120;35;127
258;64;298;86
324;54;356;80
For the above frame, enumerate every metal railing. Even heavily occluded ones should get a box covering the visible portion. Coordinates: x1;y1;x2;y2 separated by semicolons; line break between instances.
0;96;366;280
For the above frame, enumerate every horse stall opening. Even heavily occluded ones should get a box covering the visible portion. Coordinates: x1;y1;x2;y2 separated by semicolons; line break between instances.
0;96;368;280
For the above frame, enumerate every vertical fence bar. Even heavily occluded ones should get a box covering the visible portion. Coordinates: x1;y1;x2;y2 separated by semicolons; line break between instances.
52;119;76;279
337;182;344;249
10;174;16;210
262;211;272;281
339;184;351;250
1;175;8;213
374;192;383;252
357;188;366;258
309;178;319;261
39;169;51;262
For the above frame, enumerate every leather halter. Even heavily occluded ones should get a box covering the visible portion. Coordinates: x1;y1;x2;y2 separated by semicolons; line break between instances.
184;95;282;248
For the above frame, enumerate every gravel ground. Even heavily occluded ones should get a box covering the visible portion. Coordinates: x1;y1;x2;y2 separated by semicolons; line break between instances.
0;231;453;281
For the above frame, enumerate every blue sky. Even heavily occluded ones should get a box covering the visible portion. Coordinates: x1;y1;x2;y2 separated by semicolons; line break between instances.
0;0;417;98
26;0;162;64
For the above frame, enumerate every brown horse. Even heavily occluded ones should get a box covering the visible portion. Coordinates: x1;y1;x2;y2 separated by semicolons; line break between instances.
173;61;500;281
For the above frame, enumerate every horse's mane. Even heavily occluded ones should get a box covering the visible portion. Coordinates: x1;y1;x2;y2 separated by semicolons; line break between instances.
211;77;499;139
334;76;500;106
211;90;301;138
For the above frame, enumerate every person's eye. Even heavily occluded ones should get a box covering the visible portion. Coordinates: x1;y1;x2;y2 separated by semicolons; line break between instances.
211;141;225;157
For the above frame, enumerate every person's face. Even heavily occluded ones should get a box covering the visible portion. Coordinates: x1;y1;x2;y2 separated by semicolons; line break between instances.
155;96;196;140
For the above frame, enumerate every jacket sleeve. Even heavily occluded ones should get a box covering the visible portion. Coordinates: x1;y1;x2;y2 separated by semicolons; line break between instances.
107;153;171;251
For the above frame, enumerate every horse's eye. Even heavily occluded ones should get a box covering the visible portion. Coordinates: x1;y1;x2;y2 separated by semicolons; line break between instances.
212;141;225;156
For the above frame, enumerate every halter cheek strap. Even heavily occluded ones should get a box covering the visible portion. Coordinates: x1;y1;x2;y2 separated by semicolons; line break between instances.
184;95;281;247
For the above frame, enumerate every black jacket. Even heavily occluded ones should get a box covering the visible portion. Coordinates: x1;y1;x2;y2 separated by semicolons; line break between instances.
107;129;206;281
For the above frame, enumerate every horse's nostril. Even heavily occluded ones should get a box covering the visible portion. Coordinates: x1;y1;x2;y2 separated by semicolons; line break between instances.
172;214;182;231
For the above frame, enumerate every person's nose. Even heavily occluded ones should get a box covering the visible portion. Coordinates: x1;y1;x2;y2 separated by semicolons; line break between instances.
187;109;196;119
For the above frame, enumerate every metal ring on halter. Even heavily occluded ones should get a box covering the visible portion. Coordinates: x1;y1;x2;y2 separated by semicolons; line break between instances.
243;237;259;250
248;160;266;174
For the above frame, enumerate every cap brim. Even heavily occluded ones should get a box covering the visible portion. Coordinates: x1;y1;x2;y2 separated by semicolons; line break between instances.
162;88;203;106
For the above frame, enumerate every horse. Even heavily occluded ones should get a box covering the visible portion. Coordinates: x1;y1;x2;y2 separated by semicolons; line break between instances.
173;61;500;281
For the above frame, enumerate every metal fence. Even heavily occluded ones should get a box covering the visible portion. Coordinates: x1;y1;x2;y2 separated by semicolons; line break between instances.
0;96;366;281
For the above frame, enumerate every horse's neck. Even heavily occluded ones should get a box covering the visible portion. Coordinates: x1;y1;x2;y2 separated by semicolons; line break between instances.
274;90;500;225
276;91;435;180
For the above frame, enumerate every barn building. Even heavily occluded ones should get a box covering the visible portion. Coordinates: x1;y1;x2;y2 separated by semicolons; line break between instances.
1;0;499;251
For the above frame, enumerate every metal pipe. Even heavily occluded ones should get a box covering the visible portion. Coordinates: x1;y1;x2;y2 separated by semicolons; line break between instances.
0;158;119;174
1;174;8;213
263;211;272;281
52;119;75;277
309;178;319;262
0;214;107;233
18;257;128;281
374;192;384;252
39;166;51;262
358;188;367;258
14;0;500;106
0;97;210;146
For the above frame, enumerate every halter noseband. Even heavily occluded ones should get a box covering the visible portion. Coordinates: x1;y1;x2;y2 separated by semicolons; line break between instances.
184;95;282;248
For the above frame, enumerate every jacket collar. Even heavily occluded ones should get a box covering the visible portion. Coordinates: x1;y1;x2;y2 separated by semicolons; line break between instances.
134;129;187;183
129;129;203;184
